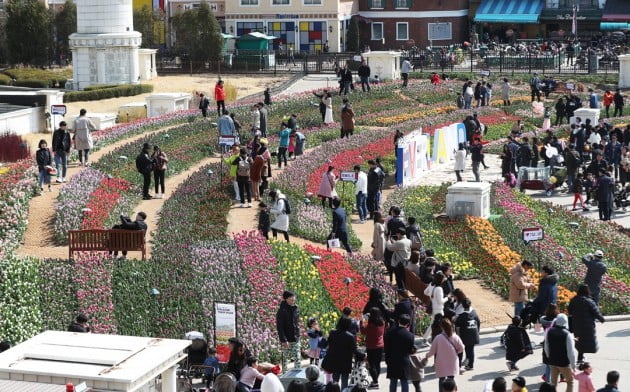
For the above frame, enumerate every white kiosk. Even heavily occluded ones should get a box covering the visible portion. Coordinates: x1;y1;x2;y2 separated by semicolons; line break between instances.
0;331;190;392
570;108;600;126
361;51;402;81
619;54;630;89
145;93;192;117
445;182;491;219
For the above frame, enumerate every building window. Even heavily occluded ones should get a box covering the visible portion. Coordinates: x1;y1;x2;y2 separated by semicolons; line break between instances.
427;22;452;41
395;0;411;9
298;21;327;53
396;23;409;41
369;0;384;9
371;22;383;40
303;0;322;4
237;22;265;36
272;0;290;4
268;21;296;51
240;0;259;5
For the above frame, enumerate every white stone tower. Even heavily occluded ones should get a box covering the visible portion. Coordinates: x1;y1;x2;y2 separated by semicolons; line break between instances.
69;0;142;90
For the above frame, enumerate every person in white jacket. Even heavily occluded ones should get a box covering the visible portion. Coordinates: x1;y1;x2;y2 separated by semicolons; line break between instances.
423;271;449;340
454;143;467;182
354;165;368;223
269;190;289;242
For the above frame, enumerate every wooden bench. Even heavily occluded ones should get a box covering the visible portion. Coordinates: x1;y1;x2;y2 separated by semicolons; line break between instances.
68;229;146;260
405;269;431;306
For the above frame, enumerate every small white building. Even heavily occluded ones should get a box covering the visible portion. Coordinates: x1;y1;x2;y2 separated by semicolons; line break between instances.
0;331;191;392
145;93;192;117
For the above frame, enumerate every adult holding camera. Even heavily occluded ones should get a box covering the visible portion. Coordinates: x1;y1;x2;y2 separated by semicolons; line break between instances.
582;250;607;305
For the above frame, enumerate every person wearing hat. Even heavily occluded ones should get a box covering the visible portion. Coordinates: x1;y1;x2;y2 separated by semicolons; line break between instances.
305;365;325;392
582;251;607;304
68;313;90;333
544;313;577;391
135;142;154;200
276;290;300;371
511;376;528;392
52;121;71;183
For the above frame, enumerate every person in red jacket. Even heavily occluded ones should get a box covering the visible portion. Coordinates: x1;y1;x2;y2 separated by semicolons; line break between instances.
603;90;614;118
360;307;385;389
215;80;226;117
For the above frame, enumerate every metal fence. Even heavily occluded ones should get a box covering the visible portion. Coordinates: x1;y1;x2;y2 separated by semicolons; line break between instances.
156;49;620;76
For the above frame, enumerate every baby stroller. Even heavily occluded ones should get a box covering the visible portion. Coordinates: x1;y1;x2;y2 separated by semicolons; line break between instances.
177;331;214;391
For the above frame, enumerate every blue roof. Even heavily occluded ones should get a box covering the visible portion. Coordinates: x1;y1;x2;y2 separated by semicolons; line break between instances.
474;0;543;24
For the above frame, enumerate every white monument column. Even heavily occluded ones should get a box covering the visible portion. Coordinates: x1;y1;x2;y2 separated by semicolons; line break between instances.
619;55;630;89
69;0;142;90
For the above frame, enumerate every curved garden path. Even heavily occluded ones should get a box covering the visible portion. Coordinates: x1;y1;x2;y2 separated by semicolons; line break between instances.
16;125;212;260
225;141;513;326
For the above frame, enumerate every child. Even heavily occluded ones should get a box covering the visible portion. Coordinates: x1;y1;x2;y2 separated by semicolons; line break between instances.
504;316;532;372
454;299;480;371
574;362;595;392
239;356;265;392
307;317;323;365
456;92;465;109
346;351;370;392
572;173;589;211
258;202;270;239
203;347;221;389
36;139;53;192
584;172;594;206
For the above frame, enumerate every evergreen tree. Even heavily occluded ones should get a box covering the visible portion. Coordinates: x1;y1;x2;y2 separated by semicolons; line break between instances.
133;5;156;48
172;1;223;62
54;0;76;63
5;0;51;65
345;17;360;53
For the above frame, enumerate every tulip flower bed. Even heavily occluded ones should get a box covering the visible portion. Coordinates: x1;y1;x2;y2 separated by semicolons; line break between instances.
271;241;340;333
93;121;217;183
234;231;283;357
39;258;77;332
385;186;476;279
512;191;630;276
0;255;42;344
73;252;117;334
54;168;105;244
80;177;132;230
0;160;38;259
491;183;630;314
304;245;370;317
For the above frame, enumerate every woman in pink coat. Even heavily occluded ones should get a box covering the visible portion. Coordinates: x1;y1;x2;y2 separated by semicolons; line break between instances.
317;165;338;208
425;318;464;392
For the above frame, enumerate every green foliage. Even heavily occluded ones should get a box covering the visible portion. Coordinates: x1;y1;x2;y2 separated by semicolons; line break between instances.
54;0;76;61
133;5;161;49
112;259;156;336
345;17;360;53
0;74;12;85
64;84;154;102
172;1;223;62
13;79;50;88
39;258;77;331
5;0;51;65
4;67;71;87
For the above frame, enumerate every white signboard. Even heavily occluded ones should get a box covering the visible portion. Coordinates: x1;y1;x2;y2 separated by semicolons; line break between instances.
522;227;544;243
219;136;236;146
428;23;452;41
340;171;356;182
51;104;67;116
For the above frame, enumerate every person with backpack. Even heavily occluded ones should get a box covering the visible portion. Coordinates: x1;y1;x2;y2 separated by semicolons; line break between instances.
454;299;480;371
233;149;253;208
516;137;534;171
136;142;154;200
269;190;290;242
530;73;541;102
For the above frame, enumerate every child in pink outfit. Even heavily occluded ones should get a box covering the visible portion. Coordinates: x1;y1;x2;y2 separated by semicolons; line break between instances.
574;362;595;392
239;357;265;392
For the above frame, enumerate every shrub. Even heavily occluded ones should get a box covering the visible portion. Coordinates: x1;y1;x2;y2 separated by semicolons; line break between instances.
0;74;11;85
4;68;73;84
64;84;154;102
14;79;49;88
84;84;121;91
0;132;31;162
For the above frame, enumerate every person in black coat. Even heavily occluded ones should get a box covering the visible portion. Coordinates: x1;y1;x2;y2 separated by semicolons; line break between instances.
582;251;607;305
36;139;53;192
331;198;352;254
454;299;480;370
531;266;559;316
276;290;300;371
68;313;90;332
384;314;416;391
111;212;148;258
362;287;391;319
321;317;358;390
504;316;532;371
136;142;154;200
596;170;614;221
392;289;415;334
568;285;605;363
52;121;71;182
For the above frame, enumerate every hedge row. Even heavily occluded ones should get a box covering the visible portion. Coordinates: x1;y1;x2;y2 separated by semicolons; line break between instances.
64;84;154;102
